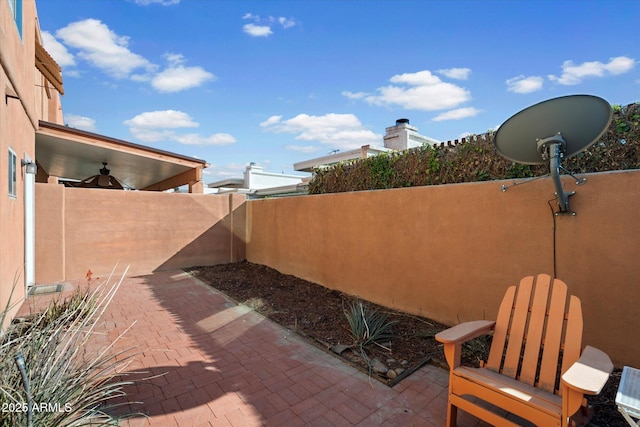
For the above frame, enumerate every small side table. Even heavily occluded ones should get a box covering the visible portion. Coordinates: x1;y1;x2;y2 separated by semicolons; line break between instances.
616;366;640;427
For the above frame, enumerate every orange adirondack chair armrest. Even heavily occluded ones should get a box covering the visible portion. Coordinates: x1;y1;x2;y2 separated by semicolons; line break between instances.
436;320;496;344
561;345;614;395
435;320;496;369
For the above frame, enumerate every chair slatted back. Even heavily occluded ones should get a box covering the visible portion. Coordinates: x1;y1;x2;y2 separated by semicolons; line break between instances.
485;274;583;395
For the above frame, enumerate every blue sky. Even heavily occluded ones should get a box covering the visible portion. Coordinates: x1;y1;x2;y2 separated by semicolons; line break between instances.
37;0;639;183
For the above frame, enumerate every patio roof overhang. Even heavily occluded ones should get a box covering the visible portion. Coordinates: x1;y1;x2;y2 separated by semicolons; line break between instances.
36;121;209;191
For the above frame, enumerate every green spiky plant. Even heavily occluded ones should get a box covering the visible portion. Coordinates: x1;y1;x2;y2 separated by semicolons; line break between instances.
0;266;140;426
344;300;398;374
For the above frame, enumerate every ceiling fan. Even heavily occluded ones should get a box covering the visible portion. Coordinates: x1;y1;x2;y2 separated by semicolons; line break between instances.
71;162;125;190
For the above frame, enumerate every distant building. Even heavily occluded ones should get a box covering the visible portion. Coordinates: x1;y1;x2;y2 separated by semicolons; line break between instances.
204;119;437;197
207;163;308;198
294;119;438;172
293;145;387;173
383;118;439;150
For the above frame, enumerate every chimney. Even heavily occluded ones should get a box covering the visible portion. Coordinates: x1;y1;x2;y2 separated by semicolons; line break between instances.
383;118;433;150
384;118;416;150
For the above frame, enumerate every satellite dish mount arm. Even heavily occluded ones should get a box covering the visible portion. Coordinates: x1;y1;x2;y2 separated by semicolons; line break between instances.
495;95;612;216
536;133;574;214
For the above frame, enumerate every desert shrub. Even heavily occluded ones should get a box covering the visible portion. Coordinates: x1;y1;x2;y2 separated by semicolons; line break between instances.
0;268;138;426
344;300;397;349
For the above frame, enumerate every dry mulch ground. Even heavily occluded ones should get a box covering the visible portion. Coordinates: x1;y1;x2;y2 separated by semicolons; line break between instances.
187;261;626;426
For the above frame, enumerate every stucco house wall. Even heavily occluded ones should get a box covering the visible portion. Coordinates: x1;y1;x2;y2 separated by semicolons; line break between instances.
1;0;63;326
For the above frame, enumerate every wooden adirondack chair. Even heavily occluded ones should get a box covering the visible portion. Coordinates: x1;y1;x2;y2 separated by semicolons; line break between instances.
435;274;613;427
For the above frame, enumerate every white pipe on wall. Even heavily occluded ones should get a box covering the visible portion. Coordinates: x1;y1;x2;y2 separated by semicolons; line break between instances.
23;155;35;289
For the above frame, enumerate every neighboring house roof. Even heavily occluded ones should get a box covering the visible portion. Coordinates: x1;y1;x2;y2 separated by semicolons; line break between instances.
293;119;439;173
206;163;308;198
294;145;389;173
251;182;309;198
36;121;209;191
207;178;245;189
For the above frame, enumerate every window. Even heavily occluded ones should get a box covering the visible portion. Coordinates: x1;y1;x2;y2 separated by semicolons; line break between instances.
8;149;17;198
7;0;22;38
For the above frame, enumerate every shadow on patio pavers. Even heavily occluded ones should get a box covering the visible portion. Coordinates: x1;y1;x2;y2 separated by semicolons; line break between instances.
87;270;473;426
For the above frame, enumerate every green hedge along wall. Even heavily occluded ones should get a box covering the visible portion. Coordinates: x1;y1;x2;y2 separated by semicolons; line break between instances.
309;102;639;194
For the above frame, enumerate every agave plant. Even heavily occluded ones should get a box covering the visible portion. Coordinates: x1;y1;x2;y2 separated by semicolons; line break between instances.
0;266;140;426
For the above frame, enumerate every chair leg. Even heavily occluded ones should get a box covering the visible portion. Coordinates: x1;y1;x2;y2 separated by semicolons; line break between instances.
446;401;457;427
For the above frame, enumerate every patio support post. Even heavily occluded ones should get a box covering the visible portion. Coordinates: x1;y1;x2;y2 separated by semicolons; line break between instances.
188;180;204;193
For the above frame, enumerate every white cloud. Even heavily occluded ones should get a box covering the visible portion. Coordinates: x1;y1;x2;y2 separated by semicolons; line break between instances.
133;0;180;5
205;163;248;180
151;53;215;92
390;70;441;86
173;133;236;146
55;19;154;79
437;67;471;80
606;56;636;74
124;110;235;146
261;113;381;150
278;17;297;29
506;75;544;93
41;31;75;67
163;53;184;64
350;70;471;111
52;20;213;92
432;107;481;122
242;13;297;37
124;110;199;129
342;91;368;100
548;56;635;85
260;115;282;127
64;114;96;131
243;24;272;37
128;128;175;143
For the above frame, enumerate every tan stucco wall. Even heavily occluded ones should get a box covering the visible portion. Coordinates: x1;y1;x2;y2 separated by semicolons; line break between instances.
35;185;246;282
34;183;65;281
1;0;38;327
0;103;32;326
246;170;640;367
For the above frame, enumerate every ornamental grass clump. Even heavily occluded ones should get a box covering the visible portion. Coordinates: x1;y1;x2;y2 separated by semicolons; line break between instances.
0;267;139;426
344;300;398;351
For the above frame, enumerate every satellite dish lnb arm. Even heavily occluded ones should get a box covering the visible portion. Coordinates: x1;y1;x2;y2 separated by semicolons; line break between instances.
537;133;574;214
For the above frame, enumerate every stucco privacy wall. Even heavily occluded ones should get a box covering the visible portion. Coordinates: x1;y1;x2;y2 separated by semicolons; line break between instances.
35;184;246;282
246;170;640;368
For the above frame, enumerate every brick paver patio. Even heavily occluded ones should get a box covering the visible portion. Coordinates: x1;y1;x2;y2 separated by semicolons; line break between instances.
19;270;488;426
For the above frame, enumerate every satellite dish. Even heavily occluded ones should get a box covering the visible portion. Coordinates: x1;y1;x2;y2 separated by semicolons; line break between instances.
494;95;612;214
